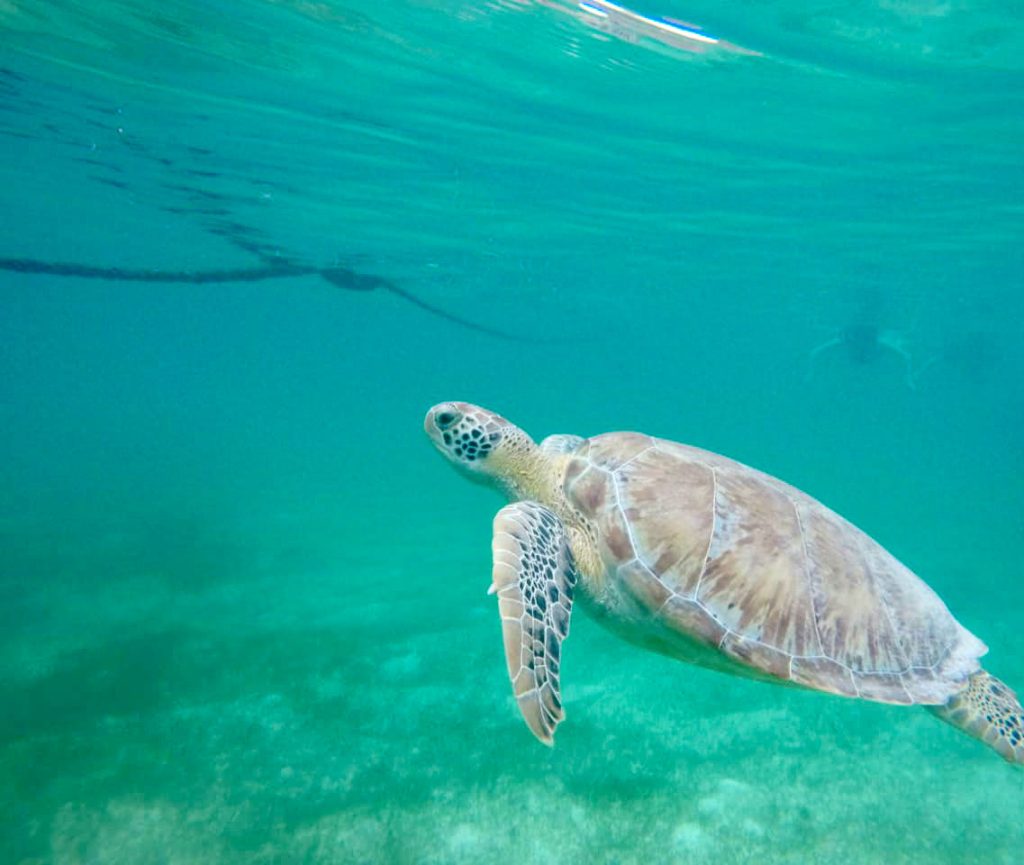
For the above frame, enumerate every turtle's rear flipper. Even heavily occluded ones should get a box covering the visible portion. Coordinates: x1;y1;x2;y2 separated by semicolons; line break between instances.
490;501;577;745
929;670;1024;764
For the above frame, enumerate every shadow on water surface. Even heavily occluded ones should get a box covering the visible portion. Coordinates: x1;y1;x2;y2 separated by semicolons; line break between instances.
0;256;531;343
0;65;537;344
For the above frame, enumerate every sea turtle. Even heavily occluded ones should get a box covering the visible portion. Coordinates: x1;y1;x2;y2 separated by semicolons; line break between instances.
424;401;1024;764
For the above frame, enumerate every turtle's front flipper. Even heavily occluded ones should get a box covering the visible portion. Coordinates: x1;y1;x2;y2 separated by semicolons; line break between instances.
929;670;1024;764
491;501;577;745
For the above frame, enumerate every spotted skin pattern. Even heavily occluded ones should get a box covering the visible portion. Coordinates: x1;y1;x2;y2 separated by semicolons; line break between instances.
434;407;501;463
931;671;1024;764
491;501;576;744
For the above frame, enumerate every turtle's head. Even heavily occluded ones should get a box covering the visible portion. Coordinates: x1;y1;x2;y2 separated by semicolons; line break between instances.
424;402;536;489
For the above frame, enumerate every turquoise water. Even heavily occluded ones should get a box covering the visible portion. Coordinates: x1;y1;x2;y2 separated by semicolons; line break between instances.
2;1;1023;862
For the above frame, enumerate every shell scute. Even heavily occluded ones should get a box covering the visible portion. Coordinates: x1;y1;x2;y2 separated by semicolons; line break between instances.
697;466;822;660
570;465;610;515
720;633;792;681
618;559;672;611
799;503;907;674
597;498;635;563
853;671;914;705
580;432;652;473
790;656;859;697
657;594;727;648
612;445;714;597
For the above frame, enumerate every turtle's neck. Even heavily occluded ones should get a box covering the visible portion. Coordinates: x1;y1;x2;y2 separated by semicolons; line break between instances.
496;441;558;506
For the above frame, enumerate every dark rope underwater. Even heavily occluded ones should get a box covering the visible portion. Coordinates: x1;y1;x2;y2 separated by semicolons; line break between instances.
0;257;531;343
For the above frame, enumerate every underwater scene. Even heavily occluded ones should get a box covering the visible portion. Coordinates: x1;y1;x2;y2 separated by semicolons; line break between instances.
1;1;1022;863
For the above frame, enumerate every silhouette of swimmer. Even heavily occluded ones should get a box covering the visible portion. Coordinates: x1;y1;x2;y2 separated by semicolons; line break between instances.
0;257;528;342
807;289;916;387
808;322;916;386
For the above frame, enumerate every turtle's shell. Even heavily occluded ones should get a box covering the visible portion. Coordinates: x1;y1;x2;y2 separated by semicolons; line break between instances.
562;432;986;705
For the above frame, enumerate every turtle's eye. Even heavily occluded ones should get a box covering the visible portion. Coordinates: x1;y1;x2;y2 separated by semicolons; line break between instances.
436;409;460;430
